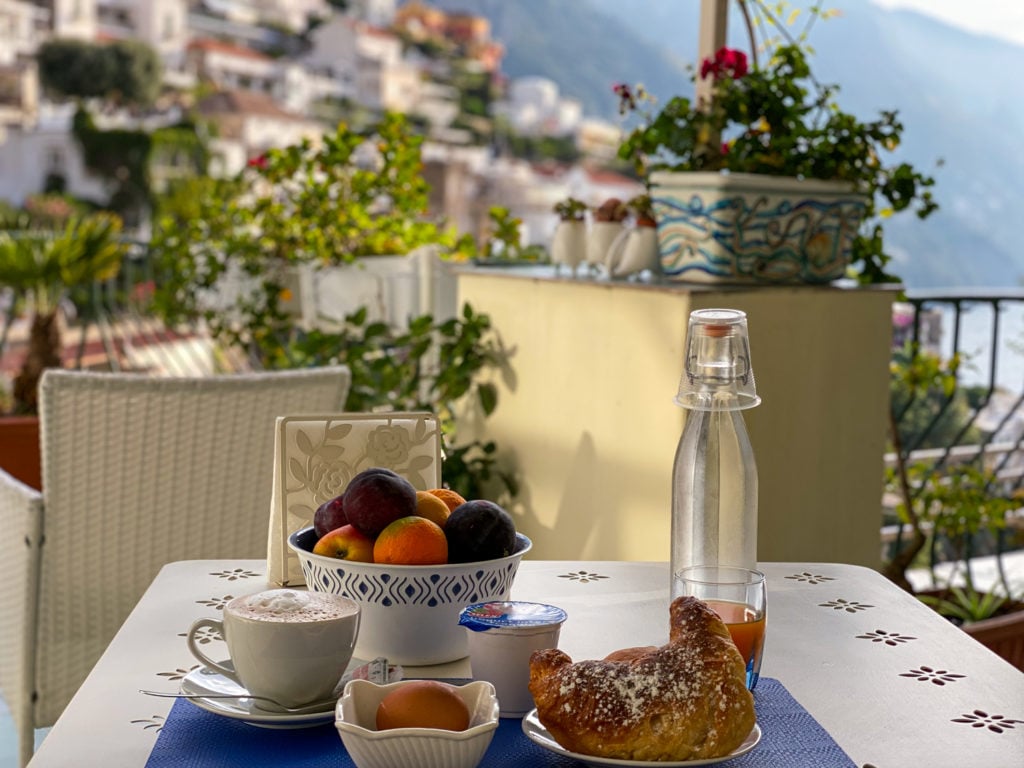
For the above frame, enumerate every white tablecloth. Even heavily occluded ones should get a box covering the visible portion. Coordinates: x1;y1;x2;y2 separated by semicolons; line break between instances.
28;560;1024;768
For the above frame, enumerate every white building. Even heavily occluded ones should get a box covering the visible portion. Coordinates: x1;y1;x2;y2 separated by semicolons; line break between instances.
0;0;50;66
305;16;420;113
97;0;189;72
496;75;583;138
196;89;327;177
0;103;110;207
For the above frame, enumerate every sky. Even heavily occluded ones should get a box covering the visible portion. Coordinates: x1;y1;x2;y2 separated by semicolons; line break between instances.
869;0;1024;47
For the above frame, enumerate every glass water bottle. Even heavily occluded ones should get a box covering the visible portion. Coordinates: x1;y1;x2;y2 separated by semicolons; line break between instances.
671;309;760;596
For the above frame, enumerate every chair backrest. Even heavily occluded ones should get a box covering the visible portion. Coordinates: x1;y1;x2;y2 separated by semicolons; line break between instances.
31;366;350;729
0;470;43;767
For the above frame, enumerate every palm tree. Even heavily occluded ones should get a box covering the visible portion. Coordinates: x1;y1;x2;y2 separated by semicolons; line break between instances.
0;213;125;413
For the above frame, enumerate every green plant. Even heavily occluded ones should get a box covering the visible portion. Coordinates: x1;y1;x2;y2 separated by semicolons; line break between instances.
272;304;515;502
0;213;126;413
919;585;1009;625
626;194;656;226
480;206;547;262
150;113;471;350
148;118;511;498
885;343;1020;597
613;0;937;285
553;198;587;222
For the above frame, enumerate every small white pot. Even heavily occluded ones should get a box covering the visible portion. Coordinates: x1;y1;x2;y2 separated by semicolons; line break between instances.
550;220;587;273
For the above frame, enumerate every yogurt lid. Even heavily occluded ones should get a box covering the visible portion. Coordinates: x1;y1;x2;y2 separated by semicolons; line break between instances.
458;601;567;632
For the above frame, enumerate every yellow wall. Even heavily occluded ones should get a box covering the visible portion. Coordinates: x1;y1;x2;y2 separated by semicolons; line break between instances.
457;269;896;568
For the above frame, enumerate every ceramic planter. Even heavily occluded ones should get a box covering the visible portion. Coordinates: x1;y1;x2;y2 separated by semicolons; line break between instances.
607;225;660;279
587;221;624;270
963;602;1024;671
649;171;867;284
285;247;458;330
0;415;41;490
550;220;587;274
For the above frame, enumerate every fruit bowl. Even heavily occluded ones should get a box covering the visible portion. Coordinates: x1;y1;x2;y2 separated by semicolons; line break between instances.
336;680;499;768
288;527;532;665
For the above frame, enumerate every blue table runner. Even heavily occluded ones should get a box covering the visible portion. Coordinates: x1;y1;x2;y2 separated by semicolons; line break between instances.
145;678;855;767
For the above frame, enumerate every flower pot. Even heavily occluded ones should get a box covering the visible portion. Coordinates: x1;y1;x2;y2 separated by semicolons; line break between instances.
587;221;624;271
649;171;867;284
0;415;41;490
286;247;458;330
551;220;587;274
963;603;1024;671
607;225;660;279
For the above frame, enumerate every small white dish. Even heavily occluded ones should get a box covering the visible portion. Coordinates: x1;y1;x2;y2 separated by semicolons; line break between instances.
521;709;762;767
336;679;499;768
179;662;335;729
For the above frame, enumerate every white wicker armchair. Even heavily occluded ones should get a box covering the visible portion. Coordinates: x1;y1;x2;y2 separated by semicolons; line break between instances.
0;366;350;766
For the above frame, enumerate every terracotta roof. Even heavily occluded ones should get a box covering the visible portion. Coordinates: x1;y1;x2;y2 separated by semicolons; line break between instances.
188;37;271;62
196;89;303;120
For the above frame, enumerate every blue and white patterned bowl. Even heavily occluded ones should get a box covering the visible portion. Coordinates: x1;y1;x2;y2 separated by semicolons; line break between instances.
288;527;532;666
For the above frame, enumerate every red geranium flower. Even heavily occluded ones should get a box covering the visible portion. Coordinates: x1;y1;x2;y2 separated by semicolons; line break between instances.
700;47;749;80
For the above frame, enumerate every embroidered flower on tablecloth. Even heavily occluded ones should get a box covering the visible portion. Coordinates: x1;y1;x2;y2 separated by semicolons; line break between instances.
951;710;1023;733
559;571;610;584
366;425;412;466
900;666;965;685
856;629;916;646
156;665;200;682
785;571;836;584
197;595;235;611
130;715;164;732
819;598;874;613
210;568;261;581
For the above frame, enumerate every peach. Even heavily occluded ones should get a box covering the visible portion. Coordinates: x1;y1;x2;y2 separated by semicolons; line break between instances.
313;524;374;563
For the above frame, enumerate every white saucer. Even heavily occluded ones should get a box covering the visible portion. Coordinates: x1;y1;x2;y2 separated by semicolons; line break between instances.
521;709;762;767
180;662;336;729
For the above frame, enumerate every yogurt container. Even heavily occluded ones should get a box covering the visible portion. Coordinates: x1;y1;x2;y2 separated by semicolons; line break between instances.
458;601;567;718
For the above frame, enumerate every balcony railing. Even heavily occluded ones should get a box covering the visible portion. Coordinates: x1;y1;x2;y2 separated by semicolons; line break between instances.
885;289;1024;578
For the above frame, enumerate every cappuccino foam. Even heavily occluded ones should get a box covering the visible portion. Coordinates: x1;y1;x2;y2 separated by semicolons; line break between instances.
231;589;357;623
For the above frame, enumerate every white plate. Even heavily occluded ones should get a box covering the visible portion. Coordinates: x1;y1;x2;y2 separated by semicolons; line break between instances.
179;662;336;729
521;709;762;767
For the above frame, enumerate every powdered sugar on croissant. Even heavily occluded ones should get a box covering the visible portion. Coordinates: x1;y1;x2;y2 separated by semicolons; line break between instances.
528;596;756;761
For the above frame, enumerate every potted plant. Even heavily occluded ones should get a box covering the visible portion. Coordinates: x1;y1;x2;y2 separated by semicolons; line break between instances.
587;197;628;271
475;206;547;266
614;0;937;285
149;112;474;353
607;194;661;279
886;345;1024;669
0;213;126;488
550;197;587;275
147;116;514;502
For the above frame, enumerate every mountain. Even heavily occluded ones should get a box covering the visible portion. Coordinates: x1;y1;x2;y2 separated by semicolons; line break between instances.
418;0;1024;290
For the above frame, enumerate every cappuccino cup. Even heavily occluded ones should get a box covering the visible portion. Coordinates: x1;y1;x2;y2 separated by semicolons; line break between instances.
186;588;360;709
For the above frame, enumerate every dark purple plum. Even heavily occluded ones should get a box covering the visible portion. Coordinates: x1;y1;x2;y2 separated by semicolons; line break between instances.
444;500;516;563
313;494;347;538
343;469;417;538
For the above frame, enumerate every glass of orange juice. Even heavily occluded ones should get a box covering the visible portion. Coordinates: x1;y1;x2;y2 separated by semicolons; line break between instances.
674;565;766;689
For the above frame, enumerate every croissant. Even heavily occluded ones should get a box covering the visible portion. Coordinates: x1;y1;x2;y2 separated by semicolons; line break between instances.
528;596;756;761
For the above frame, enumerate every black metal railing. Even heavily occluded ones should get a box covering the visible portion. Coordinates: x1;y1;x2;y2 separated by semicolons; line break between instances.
886;289;1024;577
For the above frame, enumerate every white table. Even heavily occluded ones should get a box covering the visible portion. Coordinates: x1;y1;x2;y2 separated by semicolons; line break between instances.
28;560;1024;768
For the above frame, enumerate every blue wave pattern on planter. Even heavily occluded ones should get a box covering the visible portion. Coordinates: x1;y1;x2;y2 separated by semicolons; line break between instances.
653;186;867;284
300;560;519;607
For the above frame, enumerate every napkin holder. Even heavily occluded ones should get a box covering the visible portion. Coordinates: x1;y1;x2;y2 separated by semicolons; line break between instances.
267;412;442;586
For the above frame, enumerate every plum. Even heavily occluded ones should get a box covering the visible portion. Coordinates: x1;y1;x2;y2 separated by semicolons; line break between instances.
343;468;417;538
444;500;517;563
313;494;347;538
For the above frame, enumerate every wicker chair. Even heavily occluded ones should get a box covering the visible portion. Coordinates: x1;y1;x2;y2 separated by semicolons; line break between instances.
0;366;350;766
